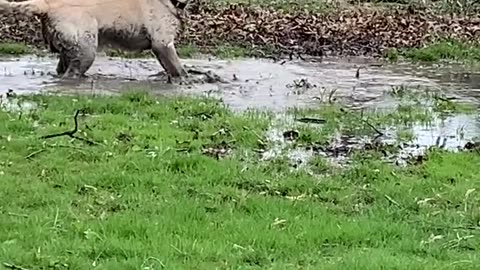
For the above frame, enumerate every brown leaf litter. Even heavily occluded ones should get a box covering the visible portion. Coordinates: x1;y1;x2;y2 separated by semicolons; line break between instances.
0;1;479;57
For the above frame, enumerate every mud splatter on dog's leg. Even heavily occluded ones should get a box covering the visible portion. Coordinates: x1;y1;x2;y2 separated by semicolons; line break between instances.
50;18;98;79
150;33;186;78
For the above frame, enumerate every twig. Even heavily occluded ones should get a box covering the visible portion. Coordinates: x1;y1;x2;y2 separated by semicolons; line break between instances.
328;88;338;103
40;110;99;146
25;149;46;160
170;244;187;256
295;117;326;124
243;126;265;145
384;194;401;208
3;263;29;270
52;207;59;229
297;52;306;61
41;110;80;139
7;212;28;218
47;143;85;150
341;107;384;137
141;257;166;269
191;112;212;119
355;67;361;79
361;117;384;137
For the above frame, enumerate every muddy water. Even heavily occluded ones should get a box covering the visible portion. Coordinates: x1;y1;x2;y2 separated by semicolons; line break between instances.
1;54;479;158
2;54;480;111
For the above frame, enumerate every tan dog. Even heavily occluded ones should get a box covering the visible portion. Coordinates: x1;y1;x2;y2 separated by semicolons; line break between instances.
0;0;188;79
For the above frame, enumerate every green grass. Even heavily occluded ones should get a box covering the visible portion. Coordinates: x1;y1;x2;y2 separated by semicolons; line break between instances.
1;92;480;269
401;40;480;63
205;0;335;13
206;0;480;15
0;42;32;55
0;41;264;59
4;38;479;65
104;43;274;59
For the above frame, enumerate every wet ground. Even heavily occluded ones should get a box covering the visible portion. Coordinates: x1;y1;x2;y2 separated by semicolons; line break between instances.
2;54;480;111
260;112;480;170
1;53;479;166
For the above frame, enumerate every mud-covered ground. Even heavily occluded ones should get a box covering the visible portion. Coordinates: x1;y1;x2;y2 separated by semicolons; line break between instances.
0;0;479;57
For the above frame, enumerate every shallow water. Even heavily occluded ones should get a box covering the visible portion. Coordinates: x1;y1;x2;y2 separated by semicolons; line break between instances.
259;111;480;169
1;54;479;159
2;54;480;111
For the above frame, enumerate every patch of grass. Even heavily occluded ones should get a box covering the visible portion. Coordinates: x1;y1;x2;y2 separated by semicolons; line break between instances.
432;0;479;15
177;43;202;58
1;93;480;269
288;99;435;145
188;43;277;59
206;0;480;15
209;44;253;58
177;43;256;59
0;42;32;55
103;43;275;59
206;0;335;13
383;48;400;62
403;39;480;63
432;95;477;114
0;43;251;59
386;85;477;114
103;48;153;59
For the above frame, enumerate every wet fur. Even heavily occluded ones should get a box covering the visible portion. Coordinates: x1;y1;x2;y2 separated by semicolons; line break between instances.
0;0;188;79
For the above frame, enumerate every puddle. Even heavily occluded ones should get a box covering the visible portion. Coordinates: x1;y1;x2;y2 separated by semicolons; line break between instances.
1;54;479;166
259;112;480;170
2;54;480;111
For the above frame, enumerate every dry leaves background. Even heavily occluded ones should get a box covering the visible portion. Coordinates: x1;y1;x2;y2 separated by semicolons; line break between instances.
0;0;479;57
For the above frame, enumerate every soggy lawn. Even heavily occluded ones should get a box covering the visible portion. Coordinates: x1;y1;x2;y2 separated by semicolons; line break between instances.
1;91;480;269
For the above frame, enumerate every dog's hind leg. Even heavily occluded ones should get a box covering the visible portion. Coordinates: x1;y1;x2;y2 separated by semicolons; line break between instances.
59;33;97;79
49;16;98;79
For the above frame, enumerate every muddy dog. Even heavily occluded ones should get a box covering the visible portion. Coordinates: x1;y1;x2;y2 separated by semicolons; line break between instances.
0;0;188;79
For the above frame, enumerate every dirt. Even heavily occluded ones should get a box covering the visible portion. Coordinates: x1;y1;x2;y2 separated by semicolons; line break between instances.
1;1;479;58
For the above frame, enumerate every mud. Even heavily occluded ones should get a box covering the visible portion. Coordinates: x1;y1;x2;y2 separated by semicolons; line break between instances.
1;54;479;167
1;54;480;111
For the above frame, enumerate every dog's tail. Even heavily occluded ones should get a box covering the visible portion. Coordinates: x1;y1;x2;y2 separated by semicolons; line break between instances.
0;0;49;16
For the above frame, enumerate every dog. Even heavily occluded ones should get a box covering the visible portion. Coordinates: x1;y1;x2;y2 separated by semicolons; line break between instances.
0;0;189;79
